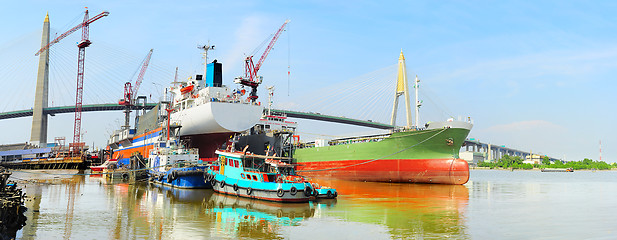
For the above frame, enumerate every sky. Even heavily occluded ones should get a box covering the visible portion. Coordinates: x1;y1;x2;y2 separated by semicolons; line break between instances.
1;0;616;162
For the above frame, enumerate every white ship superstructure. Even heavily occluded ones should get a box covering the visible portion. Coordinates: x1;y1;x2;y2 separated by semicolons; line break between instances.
169;76;264;137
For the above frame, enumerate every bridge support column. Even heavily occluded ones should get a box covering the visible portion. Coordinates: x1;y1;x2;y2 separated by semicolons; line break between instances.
30;13;50;147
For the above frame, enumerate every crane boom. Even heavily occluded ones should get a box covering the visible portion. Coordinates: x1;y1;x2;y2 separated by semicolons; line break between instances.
35;11;109;56
235;20;290;102
131;49;154;102
254;19;290;74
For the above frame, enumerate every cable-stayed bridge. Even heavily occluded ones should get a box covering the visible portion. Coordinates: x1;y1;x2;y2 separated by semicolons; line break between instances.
0;104;394;130
0;12;561;163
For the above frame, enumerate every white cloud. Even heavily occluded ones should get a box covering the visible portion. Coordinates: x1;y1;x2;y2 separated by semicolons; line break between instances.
221;15;271;78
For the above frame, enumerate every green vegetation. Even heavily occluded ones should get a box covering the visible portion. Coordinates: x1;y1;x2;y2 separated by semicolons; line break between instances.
478;155;533;169
478;155;616;170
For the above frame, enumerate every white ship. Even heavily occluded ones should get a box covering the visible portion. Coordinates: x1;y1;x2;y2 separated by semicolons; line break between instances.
108;45;264;163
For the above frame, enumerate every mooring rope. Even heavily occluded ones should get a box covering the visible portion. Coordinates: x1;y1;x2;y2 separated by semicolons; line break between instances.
297;128;448;172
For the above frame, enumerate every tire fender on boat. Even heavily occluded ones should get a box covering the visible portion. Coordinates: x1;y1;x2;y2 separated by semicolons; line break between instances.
233;184;239;192
247;187;253;195
170;171;178;180
158;174;164;181
304;186;312;197
121;173;129;181
290;186;297;196
220;181;226;189
167;175;173;183
277;188;285;197
327;190;333;198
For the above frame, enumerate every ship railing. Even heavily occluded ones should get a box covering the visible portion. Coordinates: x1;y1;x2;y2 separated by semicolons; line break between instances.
299;134;391;149
156;147;199;156
328;136;386;146
197;94;258;105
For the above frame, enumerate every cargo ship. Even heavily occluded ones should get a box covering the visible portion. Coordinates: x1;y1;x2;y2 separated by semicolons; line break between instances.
294;121;472;184
108;45;263;164
293;51;472;185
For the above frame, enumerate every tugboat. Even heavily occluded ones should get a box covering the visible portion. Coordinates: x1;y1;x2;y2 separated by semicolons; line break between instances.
89;159;117;174
206;150;319;202
205;87;337;202
147;109;212;189
148;139;211;189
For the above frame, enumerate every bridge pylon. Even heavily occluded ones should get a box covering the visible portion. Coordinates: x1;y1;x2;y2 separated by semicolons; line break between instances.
30;13;51;146
390;50;412;127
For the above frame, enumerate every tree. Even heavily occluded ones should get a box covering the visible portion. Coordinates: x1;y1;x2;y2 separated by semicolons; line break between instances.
542;156;551;165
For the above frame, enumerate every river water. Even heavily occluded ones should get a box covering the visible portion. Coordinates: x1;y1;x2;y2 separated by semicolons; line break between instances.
10;169;617;239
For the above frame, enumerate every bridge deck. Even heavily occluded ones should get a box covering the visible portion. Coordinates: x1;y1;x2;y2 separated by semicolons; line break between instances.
0;103;394;130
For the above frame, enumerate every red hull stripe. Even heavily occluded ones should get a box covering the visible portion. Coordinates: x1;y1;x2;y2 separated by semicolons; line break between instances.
297;158;470;185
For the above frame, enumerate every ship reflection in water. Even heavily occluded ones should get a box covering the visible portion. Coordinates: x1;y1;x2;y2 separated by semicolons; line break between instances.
205;193;317;238
17;174;469;239
312;179;469;239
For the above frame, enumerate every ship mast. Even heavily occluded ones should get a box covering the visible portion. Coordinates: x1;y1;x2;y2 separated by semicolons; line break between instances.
267;86;275;116
414;75;421;128
198;42;214;85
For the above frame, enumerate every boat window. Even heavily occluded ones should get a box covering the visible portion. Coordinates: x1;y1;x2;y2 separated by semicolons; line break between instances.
266;174;276;182
252;175;258;181
234;160;239;168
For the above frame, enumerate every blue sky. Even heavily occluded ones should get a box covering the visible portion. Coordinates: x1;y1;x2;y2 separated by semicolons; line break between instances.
1;0;616;162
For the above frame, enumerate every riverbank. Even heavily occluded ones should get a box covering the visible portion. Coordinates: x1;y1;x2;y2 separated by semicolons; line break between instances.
471;167;617;171
0;167;27;240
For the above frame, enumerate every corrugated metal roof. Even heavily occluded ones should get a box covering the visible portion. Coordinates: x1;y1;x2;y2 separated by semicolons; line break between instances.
0;147;52;156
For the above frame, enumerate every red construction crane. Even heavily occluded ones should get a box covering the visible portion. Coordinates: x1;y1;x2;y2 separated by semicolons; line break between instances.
35;9;109;148
235;19;290;102
119;49;154;129
119;49;154;106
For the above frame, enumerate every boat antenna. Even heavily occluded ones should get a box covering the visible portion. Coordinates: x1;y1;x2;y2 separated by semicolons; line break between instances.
414;75;421;128
287;22;291;96
267;86;275;116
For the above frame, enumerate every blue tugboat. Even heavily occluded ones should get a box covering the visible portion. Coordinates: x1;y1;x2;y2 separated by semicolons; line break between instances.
205;87;337;201
206;150;320;202
148;139;211;189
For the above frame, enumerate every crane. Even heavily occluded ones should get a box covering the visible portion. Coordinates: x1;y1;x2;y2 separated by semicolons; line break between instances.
234;19;290;102
35;9;109;149
119;49;154;129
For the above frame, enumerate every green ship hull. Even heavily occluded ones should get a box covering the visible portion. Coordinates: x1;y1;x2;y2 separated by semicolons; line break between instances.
294;122;472;184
